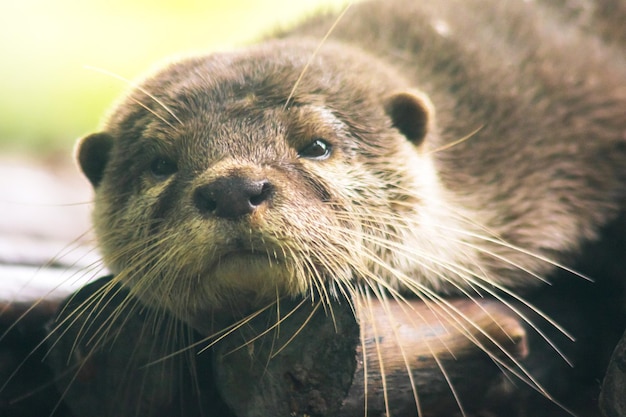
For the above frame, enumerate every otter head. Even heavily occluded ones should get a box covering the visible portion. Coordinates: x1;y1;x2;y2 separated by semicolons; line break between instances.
76;39;444;325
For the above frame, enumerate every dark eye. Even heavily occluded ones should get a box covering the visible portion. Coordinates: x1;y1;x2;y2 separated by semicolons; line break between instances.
298;139;332;160
150;156;177;179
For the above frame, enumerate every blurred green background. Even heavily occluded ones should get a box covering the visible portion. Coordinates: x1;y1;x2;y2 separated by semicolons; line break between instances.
0;0;347;154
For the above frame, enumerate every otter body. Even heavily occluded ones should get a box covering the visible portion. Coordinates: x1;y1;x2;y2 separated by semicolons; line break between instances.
78;0;626;325
53;0;626;416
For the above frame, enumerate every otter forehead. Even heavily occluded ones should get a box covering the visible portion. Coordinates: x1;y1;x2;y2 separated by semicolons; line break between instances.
104;46;406;169
154;40;400;102
107;39;408;134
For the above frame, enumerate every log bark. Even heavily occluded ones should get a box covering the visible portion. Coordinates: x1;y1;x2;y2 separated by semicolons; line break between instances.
600;329;626;417
213;297;360;417
6;274;529;417
0;272;612;417
213;296;527;417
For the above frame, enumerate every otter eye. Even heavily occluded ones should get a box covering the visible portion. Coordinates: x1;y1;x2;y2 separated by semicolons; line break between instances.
298;139;332;160
150;156;177;179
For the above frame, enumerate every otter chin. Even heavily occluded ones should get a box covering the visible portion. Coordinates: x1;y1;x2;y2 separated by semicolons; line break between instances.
202;252;299;306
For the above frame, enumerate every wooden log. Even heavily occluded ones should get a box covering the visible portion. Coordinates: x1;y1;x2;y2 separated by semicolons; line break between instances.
0;273;574;417
342;298;527;416
0;295;73;417
213;296;527;417
213;297;360;417
600;329;626;417
42;276;234;417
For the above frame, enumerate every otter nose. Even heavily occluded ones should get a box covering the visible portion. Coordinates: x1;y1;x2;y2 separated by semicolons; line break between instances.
193;176;273;218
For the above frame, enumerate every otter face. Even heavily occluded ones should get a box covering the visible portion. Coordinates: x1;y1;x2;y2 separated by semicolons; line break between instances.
77;40;442;322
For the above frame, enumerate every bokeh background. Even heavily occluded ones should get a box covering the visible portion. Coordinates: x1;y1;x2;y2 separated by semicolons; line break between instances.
1;0;347;154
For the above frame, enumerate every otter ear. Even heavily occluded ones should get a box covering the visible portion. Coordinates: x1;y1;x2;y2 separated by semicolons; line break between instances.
384;90;435;147
75;132;114;188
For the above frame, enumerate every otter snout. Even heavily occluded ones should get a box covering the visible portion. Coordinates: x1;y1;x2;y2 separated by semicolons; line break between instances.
193;176;274;218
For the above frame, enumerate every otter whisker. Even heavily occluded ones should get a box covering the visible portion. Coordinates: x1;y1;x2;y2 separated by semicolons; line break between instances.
425;124;485;155
362;216;577;342
325;209;578;349
401;283;566;402
67;281;134;354
358;286;392;417
84;65;183;127
283;2;352;110
376;192;591;283
140;300;277;367
194;299;278;352
455;230;592;283
353;224;575;367
11;277;144;414
351;269;472;416
270;298;322;358
0;228;101;333
43;278;123;358
299;245;355;328
220;297;310;357
368;287;427;417
348;243;564;404
258;285;285;372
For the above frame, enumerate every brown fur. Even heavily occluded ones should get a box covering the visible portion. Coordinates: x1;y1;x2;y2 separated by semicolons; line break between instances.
77;0;626;330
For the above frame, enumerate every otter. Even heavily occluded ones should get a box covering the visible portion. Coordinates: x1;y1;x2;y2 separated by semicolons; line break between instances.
68;0;625;415
77;0;626;322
